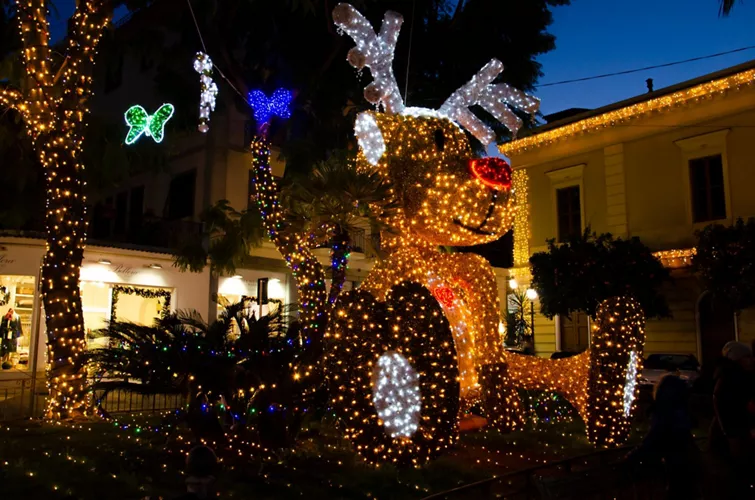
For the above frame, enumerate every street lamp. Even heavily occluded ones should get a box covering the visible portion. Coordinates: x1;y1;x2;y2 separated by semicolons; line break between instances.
508;278;518;290
525;288;538;337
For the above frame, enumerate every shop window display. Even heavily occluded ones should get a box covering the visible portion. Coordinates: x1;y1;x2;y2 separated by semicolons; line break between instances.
81;283;172;347
216;295;284;340
82;281;112;349
110;286;171;324
0;276;36;371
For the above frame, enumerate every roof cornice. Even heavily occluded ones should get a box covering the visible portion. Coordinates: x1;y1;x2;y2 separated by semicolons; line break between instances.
500;66;755;157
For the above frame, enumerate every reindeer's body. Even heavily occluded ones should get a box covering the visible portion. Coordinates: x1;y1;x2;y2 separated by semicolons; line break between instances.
324;3;646;466
361;242;502;400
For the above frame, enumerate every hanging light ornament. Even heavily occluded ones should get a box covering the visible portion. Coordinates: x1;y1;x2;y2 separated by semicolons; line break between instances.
193;52;218;133
124;103;175;145
247;88;293;131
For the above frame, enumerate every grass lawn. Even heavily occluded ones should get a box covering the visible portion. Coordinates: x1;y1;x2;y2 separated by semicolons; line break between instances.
2;388;708;500
0;413;613;500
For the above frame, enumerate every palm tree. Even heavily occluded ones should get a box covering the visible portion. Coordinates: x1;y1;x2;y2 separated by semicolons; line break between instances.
86;299;300;444
173;200;266;276
280;152;397;304
720;0;739;15
173;151;396;304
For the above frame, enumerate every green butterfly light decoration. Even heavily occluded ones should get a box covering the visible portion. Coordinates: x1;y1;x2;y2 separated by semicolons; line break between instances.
124;103;175;145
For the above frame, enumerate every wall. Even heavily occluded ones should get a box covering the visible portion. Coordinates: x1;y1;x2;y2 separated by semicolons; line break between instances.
0;237;215;385
506;77;755;359
625;108;755;250
526;148;607;254
644;271;700;357
82;247;212;319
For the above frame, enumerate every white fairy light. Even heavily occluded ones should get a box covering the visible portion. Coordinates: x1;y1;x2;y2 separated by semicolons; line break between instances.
371;351;422;439
439;59;540;145
333;3;405;114
623;350;639;417
354;112;386;165
334;3;540;148
193;52;218;133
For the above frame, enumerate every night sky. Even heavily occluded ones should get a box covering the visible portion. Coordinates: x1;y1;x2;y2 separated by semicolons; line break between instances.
49;0;755;117
535;0;755;115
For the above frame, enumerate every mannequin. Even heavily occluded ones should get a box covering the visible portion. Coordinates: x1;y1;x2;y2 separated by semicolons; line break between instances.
0;307;23;368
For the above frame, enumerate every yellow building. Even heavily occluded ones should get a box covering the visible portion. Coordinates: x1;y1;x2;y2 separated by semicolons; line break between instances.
501;60;755;364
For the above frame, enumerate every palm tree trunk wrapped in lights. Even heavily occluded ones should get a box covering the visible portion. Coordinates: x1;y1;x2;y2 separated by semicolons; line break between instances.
0;0;110;419
249;137;329;353
327;228;350;305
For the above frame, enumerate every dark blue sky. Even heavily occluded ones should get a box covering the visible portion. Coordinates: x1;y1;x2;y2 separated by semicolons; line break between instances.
535;0;755;115
49;0;755;116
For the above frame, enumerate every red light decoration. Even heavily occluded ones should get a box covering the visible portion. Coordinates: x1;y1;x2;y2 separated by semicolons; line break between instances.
433;286;457;309
469;157;512;190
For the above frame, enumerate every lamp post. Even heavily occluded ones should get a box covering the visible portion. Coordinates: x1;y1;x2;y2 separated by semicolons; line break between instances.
526;288;538;338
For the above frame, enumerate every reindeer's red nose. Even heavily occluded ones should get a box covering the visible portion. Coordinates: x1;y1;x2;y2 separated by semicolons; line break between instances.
469;157;512;190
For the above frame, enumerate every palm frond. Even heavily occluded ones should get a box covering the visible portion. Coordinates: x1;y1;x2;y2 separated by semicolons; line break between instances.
720;0;738;15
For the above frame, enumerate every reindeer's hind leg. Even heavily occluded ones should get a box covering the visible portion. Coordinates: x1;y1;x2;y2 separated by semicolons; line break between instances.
487;297;645;446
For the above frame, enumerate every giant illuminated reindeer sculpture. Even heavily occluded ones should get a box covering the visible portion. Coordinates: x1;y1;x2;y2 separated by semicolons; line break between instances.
324;4;646;467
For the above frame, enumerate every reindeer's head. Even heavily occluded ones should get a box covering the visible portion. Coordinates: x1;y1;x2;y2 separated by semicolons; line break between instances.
334;4;539;247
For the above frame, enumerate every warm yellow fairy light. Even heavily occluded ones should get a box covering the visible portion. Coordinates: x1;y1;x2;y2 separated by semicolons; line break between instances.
500;68;755;156
325;110;520;466
497;296;645;447
326;283;460;466
653;247;696;269
511;169;529;267
353;112;516;394
322;2;649;466
1;0;111;418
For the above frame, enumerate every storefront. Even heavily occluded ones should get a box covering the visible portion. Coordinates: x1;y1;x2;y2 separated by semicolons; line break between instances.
0;237;213;382
216;268;291;317
80;246;213;344
0;239;45;380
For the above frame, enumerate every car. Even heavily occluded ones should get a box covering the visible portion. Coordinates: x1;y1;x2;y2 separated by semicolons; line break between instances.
639;353;700;387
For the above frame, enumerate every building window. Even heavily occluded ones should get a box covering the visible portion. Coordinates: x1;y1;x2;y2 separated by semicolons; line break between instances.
114;191;128;235
556;185;581;242
166;169;196;220
559;311;590;353
129;186;145;233
82;282;172;349
104;53;124;93
689;154;726;223
0;276;36;371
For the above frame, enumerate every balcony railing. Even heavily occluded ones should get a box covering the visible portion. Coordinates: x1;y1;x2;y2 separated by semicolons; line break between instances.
315;228;370;254
90;216;203;251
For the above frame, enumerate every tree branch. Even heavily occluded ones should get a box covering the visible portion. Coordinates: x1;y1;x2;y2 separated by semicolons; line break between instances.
17;0;52;87
59;0;111;121
0;86;30;122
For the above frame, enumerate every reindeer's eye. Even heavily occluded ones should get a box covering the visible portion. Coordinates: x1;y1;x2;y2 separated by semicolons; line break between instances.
434;129;445;152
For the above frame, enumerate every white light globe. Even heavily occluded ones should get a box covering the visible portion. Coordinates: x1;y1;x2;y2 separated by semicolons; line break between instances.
623;350;639;417
371;351;422;439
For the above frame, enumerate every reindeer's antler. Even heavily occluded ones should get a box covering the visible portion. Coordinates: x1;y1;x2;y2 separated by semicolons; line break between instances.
333;3;405;114
439;59;540;145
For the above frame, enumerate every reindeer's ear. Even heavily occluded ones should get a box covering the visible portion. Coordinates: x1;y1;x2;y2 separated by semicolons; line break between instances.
355;112;386;166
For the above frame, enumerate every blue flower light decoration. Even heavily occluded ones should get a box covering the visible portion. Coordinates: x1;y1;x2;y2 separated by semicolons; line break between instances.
247;88;293;126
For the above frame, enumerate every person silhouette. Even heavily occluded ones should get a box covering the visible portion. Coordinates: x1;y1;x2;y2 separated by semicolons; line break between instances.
627;374;701;499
